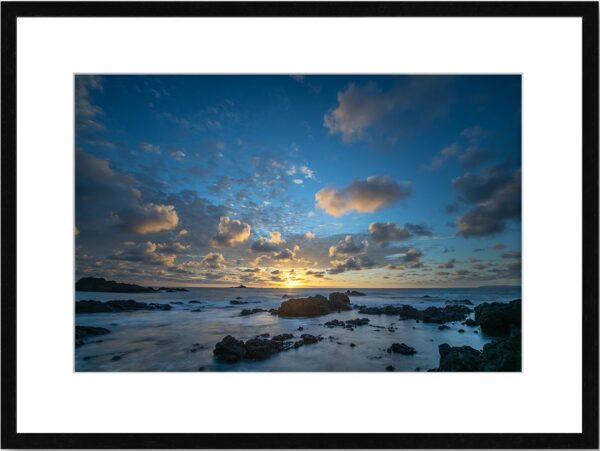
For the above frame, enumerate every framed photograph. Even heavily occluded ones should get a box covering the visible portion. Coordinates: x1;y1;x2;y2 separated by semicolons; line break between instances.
1;1;598;448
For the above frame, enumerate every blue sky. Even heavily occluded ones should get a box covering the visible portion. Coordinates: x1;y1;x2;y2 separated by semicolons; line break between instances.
75;75;521;288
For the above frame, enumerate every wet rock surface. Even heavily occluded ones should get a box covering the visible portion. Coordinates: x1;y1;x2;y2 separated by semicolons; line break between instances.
358;304;471;324
214;332;321;362
474;299;521;336
345;290;366;296
76;276;157;293
75;325;111;347
76;299;172;313
240;308;268;316
277;294;352;317
387;342;416;355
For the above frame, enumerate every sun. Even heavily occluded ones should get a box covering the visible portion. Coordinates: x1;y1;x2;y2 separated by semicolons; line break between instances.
284;274;300;288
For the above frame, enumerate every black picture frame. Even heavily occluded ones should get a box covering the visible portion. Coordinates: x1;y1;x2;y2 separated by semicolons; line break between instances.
1;1;598;448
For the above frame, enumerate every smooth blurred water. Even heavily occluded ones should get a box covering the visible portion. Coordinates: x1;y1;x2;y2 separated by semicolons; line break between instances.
75;286;520;372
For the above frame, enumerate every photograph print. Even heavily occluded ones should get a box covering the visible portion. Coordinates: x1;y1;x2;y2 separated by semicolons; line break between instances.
75;75;522;372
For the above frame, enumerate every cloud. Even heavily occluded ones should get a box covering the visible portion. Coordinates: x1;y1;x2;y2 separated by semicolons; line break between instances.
329;235;368;257
425;143;459;171
76;75;104;131
459;146;491;169
117;203;179;234
250;231;285;252
323;78;451;143
501;251;521;259
368;222;432;246
460;125;490;142
329;256;375;274
140;142;161;154
453;167;521;237
108;241;176;267
199;252;226;269
438;258;456;269
304;231;316;240
272;245;300;261
170;149;186;160
292;179;304;185
316;176;411;217
210;216;251;247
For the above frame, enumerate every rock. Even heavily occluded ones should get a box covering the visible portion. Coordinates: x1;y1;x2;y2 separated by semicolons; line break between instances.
76;277;156;293
75;325;110;347
349;343;356;347
189;300;202;304
158;287;188;292
190;308;202;312
387;343;416;355
481;330;521;371
329;292;351;303
76;299;172;313
474;300;521;336
325;319;345;328
435;329;521;372
272;333;294;341
437;344;483;371
244;337;283;360
231;285;247;288
213;335;247;362
170;301;184;305
282;294;293;298
259;333;270;338
423;295;431;298
297;326;304;331
386;365;395;371
463;318;478;327
235;296;243;299
230;299;248;305
345;290;366;296
458;329;465;333
359;304;471;324
346;318;370;327
300;334;320;344
240;308;267;316
278;294;351;317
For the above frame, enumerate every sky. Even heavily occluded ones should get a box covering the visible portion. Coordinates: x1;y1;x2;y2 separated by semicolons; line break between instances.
75;75;521;288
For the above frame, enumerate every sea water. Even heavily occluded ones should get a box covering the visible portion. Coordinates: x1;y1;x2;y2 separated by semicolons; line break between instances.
75;286;520;372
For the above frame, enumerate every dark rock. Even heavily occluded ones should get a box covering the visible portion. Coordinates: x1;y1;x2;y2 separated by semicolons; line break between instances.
235;296;243;299
259;333;270;338
190;308;202;312
458;329;465;333
230;285;247;288
423;295;431;298
359;304;470;324
474;300;521;336
300;334;320;344
76;277;156;293
244;337;283;360
272;333;294;341
170;301;184;305
474;330;479;334
75;325;110;347
278;294;351;317
325;319;346;328
230;299;248;305
76;299;172;313
345;290;366;296
437;344;483;371
329;292;351;303
463;318;478;327
189;300;202;304
158;287;188;292
346;318;370;327
386;365;395;371
282;294;293;298
350;343;356;347
387;343;416;355
240;308;267;316
481;330;521;371
213;335;247;362
297;326;304;331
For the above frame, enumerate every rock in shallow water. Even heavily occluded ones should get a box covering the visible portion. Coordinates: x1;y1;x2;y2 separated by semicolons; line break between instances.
75;325;111;347
76;299;172;313
474;299;521;336
277;294;351;317
358;304;471;324
213;333;320;362
387;342;416;355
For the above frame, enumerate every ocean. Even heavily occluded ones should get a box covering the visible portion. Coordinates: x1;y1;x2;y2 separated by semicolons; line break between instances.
75;286;521;372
